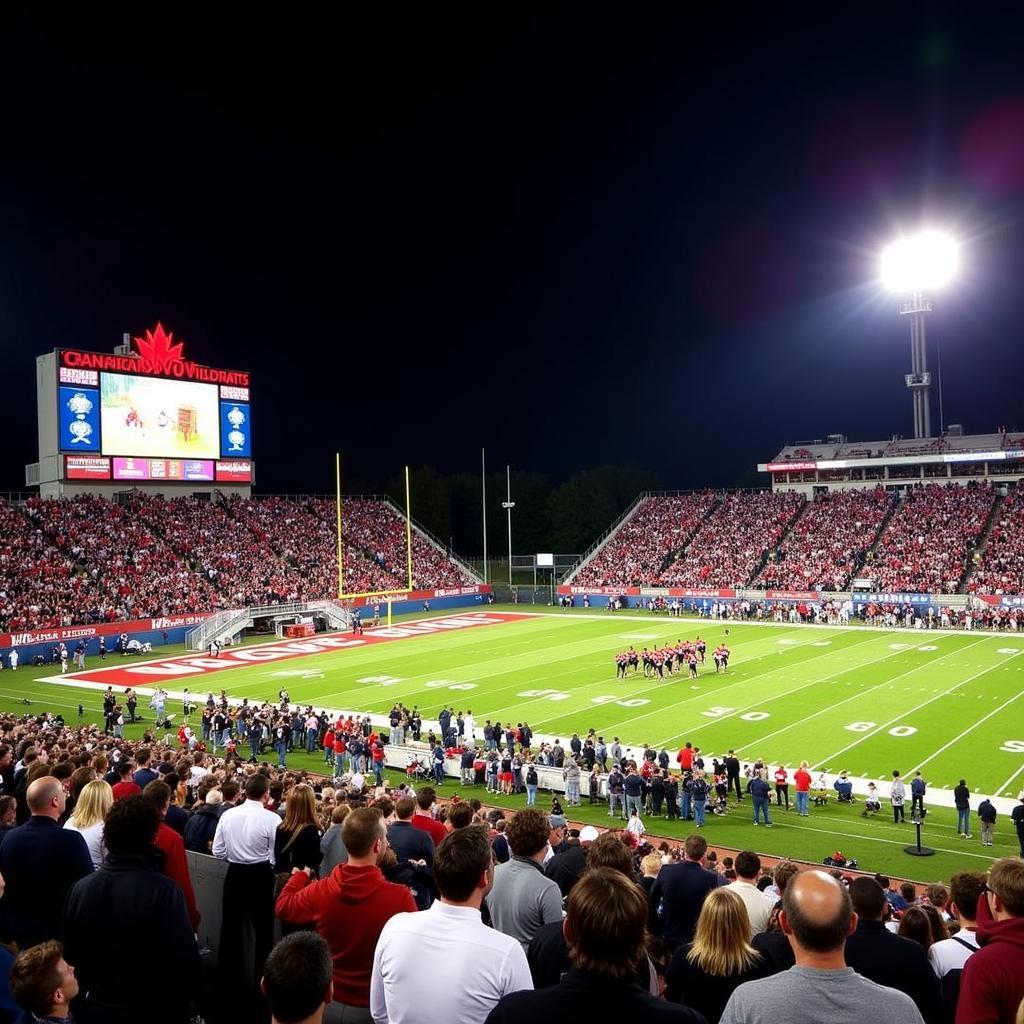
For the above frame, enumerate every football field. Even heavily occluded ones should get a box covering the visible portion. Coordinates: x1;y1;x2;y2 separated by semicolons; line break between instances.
6;606;1024;881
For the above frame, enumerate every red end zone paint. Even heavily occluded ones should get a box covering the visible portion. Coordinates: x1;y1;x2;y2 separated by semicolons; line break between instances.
66;613;532;687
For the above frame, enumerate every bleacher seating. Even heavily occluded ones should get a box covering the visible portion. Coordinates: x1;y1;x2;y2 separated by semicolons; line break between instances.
867;483;995;594
570;493;717;588
0;495;475;632
658;491;803;588
757;488;894;591
968;485;1024;595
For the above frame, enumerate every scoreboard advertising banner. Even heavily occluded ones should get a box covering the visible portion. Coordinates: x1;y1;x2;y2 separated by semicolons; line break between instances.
57;324;252;483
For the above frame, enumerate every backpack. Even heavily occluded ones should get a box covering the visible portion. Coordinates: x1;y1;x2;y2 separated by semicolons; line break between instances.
526;767;538;786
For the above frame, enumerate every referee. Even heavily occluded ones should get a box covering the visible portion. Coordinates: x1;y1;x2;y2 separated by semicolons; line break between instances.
212;773;280;1020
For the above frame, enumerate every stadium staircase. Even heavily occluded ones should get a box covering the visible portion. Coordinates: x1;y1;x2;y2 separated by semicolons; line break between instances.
959;490;1007;593
747;495;809;585
657;495;723;577
561;491;652;584
185;599;352;651
859;490;902;578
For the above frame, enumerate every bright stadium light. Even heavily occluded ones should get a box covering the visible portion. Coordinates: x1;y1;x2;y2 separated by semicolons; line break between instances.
879;229;959;293
878;229;960;439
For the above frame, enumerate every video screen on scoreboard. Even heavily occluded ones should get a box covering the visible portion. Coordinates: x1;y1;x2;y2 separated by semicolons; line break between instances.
98;372;219;459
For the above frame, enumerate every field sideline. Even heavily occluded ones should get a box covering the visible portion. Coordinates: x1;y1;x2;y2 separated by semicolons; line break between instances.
4;605;1024;881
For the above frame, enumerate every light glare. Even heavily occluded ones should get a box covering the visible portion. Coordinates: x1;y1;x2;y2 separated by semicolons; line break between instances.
879;230;959;293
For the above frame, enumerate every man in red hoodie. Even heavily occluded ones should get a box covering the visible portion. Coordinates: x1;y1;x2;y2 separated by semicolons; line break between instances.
956;857;1024;1024
276;806;416;1023
143;778;201;932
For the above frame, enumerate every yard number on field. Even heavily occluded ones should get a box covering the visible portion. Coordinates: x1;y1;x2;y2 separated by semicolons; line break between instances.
844;721;918;737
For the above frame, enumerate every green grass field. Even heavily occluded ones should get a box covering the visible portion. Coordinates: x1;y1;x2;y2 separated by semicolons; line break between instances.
4;605;1023;882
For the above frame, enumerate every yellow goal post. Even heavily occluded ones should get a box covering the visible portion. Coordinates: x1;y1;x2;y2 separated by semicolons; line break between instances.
336;453;414;626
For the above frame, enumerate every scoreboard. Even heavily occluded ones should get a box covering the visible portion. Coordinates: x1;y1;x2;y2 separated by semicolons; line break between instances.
33;324;254;494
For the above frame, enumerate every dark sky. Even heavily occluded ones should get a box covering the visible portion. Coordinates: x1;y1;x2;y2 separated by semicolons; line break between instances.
2;4;1023;494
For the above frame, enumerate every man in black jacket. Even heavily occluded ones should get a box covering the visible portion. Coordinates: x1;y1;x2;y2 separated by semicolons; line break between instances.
650;834;719;950
64;795;199;1023
486;868;703;1023
0;776;93;949
386;796;435;909
844;877;942;1024
545;825;598;898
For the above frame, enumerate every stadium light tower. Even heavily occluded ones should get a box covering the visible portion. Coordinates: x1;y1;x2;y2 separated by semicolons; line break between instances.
879;229;959;439
502;465;515;589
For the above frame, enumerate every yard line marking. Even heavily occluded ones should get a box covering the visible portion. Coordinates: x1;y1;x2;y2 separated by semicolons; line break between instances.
770;821;1005;862
810;637;997;769
995;762;1024;797
529;630;887;734
909;686;1024;774
647;633;966;749
491;628;857;725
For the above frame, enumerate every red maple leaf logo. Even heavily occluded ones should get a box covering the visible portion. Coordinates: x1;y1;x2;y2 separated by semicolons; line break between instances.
133;323;186;372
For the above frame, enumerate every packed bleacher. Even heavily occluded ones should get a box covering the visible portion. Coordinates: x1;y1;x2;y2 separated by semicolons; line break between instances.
967;484;1024;596
571;493;717;588
0;705;1020;1024
866;483;996;594
757;488;894;591
658;491;804;588
0;495;475;632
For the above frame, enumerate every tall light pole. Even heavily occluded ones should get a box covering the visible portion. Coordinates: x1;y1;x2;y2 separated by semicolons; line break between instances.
502;465;515;589
879;230;959;439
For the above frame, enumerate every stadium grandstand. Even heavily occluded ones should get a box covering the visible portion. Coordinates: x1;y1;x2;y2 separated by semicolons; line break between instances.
564;430;1024;602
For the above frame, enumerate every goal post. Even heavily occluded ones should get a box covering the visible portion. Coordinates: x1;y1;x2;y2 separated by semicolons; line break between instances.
335;454;415;611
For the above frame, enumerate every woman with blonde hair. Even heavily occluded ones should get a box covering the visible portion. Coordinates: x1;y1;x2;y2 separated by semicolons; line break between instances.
666;886;768;1023
63;779;113;869
274;783;323;932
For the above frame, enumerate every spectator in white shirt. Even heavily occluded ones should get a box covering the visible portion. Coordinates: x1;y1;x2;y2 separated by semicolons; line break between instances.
928;871;985;1014
729;851;773;937
211;773;281;1022
371;825;532;1024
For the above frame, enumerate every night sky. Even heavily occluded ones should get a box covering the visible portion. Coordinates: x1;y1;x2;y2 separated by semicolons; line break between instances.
2;4;1023;495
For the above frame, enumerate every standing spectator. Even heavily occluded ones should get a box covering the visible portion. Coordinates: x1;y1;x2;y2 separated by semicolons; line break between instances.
729;851;773;938
719;871;924;1024
956;857;1024;1024
319;804;350;876
212;773;281;1022
411;788;447;847
63;796;199;1023
373;826;533;1024
111;760;141;801
261;932;333;1024
0;777;93;948
277;807;416;1023
274;784;323;880
953;780;972;838
773;765;790;811
1013;791;1024;857
793;760;811;817
750;772;772;827
928;871;985;1020
623;766;644;819
911;772;927;818
386;797;435;909
650;834;720;950
844;877;943;1024
977;796;997;848
183;788;223;853
62;778;112;870
484;868;704;1024
9;941;79;1023
666;887;770;1024
891;771;906;824
143;779;201;931
544;824;598;899
486;808;563;949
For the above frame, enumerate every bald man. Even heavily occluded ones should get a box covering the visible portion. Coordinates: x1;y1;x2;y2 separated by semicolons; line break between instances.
720;870;924;1024
0;776;93;947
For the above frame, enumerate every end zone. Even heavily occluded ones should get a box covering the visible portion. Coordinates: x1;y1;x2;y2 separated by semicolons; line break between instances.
43;612;532;690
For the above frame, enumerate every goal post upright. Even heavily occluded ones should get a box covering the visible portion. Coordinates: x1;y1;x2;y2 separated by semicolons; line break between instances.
336;460;416;623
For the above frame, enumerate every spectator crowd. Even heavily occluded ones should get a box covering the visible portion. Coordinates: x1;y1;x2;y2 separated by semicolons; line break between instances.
0;705;1022;1024
0;494;474;633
